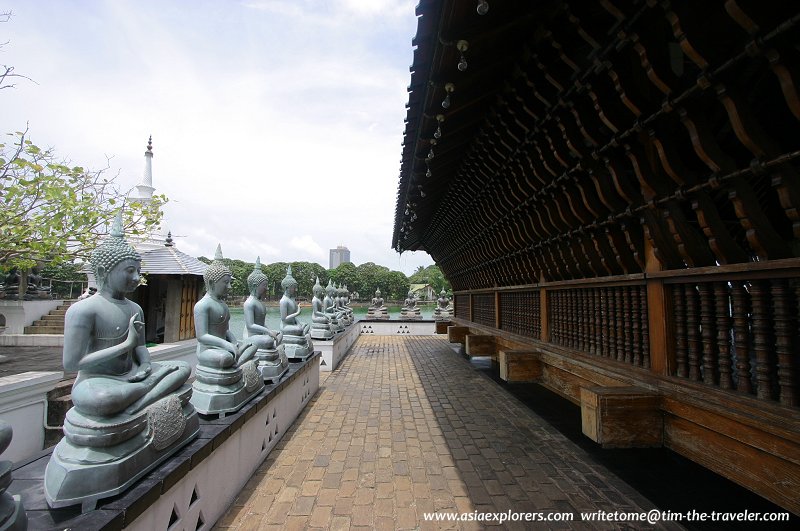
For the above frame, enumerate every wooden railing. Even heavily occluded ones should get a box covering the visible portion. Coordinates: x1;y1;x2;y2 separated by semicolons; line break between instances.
453;260;800;409
657;267;800;408
549;284;649;369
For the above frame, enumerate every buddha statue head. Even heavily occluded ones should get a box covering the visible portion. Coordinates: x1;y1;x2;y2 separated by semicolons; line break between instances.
247;256;269;298
91;212;141;291
204;244;233;297
375;289;382;298
325;279;336;297
313;277;324;298
440;289;447;297
281;265;298;296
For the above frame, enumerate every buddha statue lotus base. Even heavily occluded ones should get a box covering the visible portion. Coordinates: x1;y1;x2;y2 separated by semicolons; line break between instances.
44;385;199;512
400;310;422;320
310;324;334;341
190;360;264;417
256;345;290;383
366;308;390;320
283;334;314;360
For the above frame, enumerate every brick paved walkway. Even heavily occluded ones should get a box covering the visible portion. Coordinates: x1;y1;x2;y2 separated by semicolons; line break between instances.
214;336;676;530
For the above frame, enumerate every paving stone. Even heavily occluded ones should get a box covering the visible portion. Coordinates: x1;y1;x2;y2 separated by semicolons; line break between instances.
211;336;679;530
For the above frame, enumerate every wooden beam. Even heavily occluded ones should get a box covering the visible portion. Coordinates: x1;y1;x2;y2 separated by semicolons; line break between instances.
465;334;496;357
447;325;470;344
435;321;452;334
498;350;541;382
580;386;663;448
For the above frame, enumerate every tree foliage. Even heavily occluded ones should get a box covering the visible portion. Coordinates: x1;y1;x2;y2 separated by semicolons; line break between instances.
409;264;451;293
0;130;167;270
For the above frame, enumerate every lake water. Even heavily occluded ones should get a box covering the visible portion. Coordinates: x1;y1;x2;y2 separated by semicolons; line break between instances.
227;305;435;335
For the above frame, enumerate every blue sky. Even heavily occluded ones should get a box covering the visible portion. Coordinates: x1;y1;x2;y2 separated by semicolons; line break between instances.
2;0;433;274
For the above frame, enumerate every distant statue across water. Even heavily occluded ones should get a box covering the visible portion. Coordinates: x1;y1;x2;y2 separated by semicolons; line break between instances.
434;289;453;321
400;290;422;320
366;288;389;320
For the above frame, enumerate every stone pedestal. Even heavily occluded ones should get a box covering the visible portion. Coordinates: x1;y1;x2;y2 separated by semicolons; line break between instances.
44;386;200;512
0;421;26;531
255;346;289;383
190;361;264;417
283;335;314;361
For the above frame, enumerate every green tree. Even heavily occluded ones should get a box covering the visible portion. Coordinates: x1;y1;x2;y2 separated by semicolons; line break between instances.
0;131;167;270
409;264;451;293
382;270;410;300
328;262;357;292
354;262;390;300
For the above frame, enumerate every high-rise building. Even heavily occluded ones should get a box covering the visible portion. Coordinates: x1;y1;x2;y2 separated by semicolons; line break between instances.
329;246;351;269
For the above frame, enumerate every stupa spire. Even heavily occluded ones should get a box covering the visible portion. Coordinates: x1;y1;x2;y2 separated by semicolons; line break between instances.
131;135;155;201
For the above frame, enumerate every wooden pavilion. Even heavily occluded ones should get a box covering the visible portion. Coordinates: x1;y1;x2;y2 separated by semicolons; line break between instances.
393;0;800;514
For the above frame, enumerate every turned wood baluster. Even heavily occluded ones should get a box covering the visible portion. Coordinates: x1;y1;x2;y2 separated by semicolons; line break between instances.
772;279;796;407
685;284;702;381
699;282;718;385
601;288;610;357
631;285;642;366
589;288;598;355
578;289;590;352
750;281;775;401
715;282;734;390
572;289;580;350
576;289;585;352
641;285;650;369
553;291;561;345
533;290;541;339
566;290;575;349
615;287;624;362
731;282;753;394
674;284;688;377
623;286;633;364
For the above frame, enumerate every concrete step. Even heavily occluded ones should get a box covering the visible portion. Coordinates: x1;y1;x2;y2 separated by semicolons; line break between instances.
42;314;65;321
50;310;68;316
24;325;65;334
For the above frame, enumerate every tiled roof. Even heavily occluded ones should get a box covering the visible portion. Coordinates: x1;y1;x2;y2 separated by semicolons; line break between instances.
139;246;207;276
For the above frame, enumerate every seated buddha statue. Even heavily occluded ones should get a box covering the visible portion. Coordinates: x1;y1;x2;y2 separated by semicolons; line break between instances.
334;284;353;326
366;288;389;320
243;257;288;382
44;213;199;511
310;277;334;340
191;245;264;416
25;265;51;300
434;289;453;320
323;280;344;332
279;265;313;359
3;268;20;300
400;290;422;320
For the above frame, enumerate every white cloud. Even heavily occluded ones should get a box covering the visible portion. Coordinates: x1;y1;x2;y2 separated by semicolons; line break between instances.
289;235;326;260
2;0;432;274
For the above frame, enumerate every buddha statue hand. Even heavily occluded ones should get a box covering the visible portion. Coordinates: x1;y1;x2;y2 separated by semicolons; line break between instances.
127;362;152;383
126;315;144;348
235;340;259;367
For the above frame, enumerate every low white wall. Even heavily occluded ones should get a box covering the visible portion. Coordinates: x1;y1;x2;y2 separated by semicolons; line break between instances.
0;371;63;463
0;334;64;347
127;356;320;531
359;320;436;335
315;323;360;372
0;300;64;335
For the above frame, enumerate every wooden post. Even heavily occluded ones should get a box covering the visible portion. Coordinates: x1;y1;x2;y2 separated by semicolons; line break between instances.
498;350;542;382
645;239;673;375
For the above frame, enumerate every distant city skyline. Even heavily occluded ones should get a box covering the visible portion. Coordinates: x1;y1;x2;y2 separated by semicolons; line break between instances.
329;245;351;270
